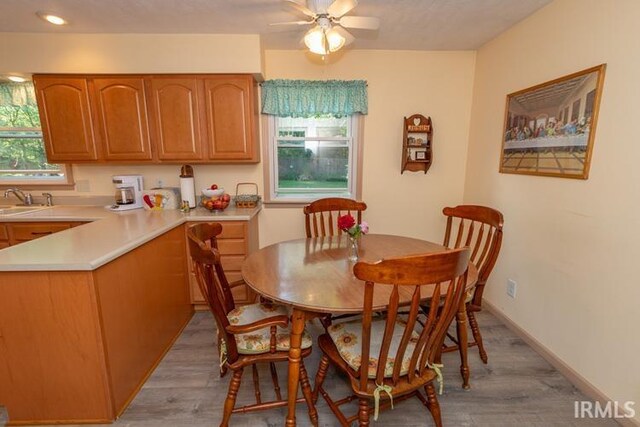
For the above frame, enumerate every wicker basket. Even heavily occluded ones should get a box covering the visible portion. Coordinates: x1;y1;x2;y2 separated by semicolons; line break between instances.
234;182;261;208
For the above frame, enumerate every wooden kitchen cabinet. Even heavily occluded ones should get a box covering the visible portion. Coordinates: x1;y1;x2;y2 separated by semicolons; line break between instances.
0;224;9;249
91;78;153;161
203;75;259;162
185;219;259;308
34;76;99;161
1;221;86;246
33;74;260;164
147;77;205;161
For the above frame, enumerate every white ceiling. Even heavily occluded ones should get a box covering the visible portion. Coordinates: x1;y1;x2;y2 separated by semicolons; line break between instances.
0;0;552;50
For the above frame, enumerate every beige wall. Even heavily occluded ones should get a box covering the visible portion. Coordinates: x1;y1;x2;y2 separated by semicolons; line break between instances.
464;0;639;418
259;50;476;245
0;33;263;74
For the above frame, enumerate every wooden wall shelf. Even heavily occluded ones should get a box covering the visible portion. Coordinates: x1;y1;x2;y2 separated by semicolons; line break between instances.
401;114;433;174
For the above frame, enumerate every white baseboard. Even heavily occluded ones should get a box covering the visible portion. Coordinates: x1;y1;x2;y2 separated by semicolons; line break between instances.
484;300;639;427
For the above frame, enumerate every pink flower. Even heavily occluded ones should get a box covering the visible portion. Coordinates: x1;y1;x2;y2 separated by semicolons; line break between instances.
359;221;369;234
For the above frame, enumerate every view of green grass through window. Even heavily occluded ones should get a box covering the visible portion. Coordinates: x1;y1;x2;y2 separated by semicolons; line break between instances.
0;82;65;182
276;115;351;195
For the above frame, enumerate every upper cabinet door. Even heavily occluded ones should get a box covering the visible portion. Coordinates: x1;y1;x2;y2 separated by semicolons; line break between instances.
148;77;205;161
92;78;152;161
34;77;99;161
203;76;259;162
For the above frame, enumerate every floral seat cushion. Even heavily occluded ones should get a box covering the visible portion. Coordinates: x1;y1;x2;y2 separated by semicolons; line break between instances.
327;318;420;378
227;303;312;355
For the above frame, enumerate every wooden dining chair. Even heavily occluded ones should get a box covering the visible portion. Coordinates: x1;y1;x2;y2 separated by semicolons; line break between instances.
440;205;504;364
303;197;367;238
187;223;318;427
313;247;471;427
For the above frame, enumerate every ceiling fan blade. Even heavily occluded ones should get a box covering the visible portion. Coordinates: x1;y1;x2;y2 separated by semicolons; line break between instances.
338;15;380;30
284;0;316;18
332;26;355;45
270;20;314;26
327;0;358;18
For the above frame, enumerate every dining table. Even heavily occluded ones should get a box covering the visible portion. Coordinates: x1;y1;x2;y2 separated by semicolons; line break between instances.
241;233;479;427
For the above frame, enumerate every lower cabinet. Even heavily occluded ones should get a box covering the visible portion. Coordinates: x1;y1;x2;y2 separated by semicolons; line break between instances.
185;218;259;308
0;224;9;249
0;221;86;247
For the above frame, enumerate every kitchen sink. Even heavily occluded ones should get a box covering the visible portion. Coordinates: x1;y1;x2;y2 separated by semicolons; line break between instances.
0;206;51;216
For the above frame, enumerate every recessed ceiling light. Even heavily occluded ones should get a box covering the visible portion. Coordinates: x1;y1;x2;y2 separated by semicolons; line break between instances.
7;76;28;83
36;11;67;26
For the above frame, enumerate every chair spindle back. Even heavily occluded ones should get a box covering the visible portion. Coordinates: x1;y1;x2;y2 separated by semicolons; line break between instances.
353;247;470;389
303;198;367;238
187;223;240;363
442;205;503;306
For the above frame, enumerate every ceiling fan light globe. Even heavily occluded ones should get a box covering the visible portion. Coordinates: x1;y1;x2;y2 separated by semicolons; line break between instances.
326;28;346;52
304;27;327;54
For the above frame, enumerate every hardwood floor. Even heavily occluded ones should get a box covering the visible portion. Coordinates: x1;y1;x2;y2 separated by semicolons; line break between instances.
23;312;617;427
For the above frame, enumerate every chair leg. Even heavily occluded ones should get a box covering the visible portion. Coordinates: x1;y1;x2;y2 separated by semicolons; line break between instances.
425;382;442;427
468;310;488;364
299;363;319;426
221;368;243;427
270;362;283;401
358;397;370;426
455;302;471;389
313;354;330;404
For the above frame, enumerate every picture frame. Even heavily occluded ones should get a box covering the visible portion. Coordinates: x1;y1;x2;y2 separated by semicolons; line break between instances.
499;64;606;179
415;150;427;160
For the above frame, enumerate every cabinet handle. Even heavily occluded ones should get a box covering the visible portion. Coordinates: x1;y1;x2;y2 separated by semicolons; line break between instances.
31;231;53;236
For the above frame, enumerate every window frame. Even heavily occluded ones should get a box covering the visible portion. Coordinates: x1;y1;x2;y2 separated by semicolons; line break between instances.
0;128;74;188
0;81;74;188
262;114;364;206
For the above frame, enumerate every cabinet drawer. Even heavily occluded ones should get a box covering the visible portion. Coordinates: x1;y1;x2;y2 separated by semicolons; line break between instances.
0;225;8;240
190;271;254;305
9;223;72;242
189;273;205;303
220;255;244;272
219;222;246;239
0;241;10;249
217;239;246;255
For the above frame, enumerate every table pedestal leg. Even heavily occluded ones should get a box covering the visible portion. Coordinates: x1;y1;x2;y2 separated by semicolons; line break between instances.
286;308;305;426
456;301;471;389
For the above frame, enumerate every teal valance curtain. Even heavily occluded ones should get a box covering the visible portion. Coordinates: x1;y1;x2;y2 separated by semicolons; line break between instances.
261;79;368;117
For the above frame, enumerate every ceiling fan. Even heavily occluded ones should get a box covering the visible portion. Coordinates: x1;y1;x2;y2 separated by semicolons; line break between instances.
272;0;380;55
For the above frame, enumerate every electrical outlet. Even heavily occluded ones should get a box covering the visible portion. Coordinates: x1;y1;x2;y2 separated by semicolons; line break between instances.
507;279;517;298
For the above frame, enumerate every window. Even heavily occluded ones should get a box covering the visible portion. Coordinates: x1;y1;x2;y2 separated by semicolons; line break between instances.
265;114;362;203
0;82;72;186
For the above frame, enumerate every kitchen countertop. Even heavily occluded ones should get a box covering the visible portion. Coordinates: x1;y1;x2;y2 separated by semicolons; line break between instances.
0;204;261;272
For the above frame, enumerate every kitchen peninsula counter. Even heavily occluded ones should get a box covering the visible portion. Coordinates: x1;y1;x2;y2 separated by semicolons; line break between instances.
0;204;261;425
0;204;261;271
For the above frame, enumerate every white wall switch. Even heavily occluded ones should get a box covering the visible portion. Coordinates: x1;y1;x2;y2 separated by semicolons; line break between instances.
507;279;517;298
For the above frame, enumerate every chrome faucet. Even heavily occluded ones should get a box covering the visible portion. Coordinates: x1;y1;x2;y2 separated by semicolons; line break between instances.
3;188;33;205
42;192;54;206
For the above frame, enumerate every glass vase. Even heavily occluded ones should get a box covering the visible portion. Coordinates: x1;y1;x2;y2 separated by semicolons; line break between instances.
348;235;359;262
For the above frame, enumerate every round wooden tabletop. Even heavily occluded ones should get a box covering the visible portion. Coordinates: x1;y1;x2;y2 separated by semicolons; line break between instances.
242;234;478;314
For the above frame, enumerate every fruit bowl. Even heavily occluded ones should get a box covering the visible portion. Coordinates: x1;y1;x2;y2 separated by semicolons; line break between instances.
202;188;225;198
201;194;231;211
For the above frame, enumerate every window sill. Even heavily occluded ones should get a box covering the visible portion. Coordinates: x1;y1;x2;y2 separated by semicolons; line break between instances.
0;183;75;190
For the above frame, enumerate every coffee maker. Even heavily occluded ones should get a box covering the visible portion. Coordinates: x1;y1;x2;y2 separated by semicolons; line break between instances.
109;175;144;211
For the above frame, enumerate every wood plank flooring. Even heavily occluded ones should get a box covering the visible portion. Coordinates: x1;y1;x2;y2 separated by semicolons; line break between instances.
22;311;618;427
